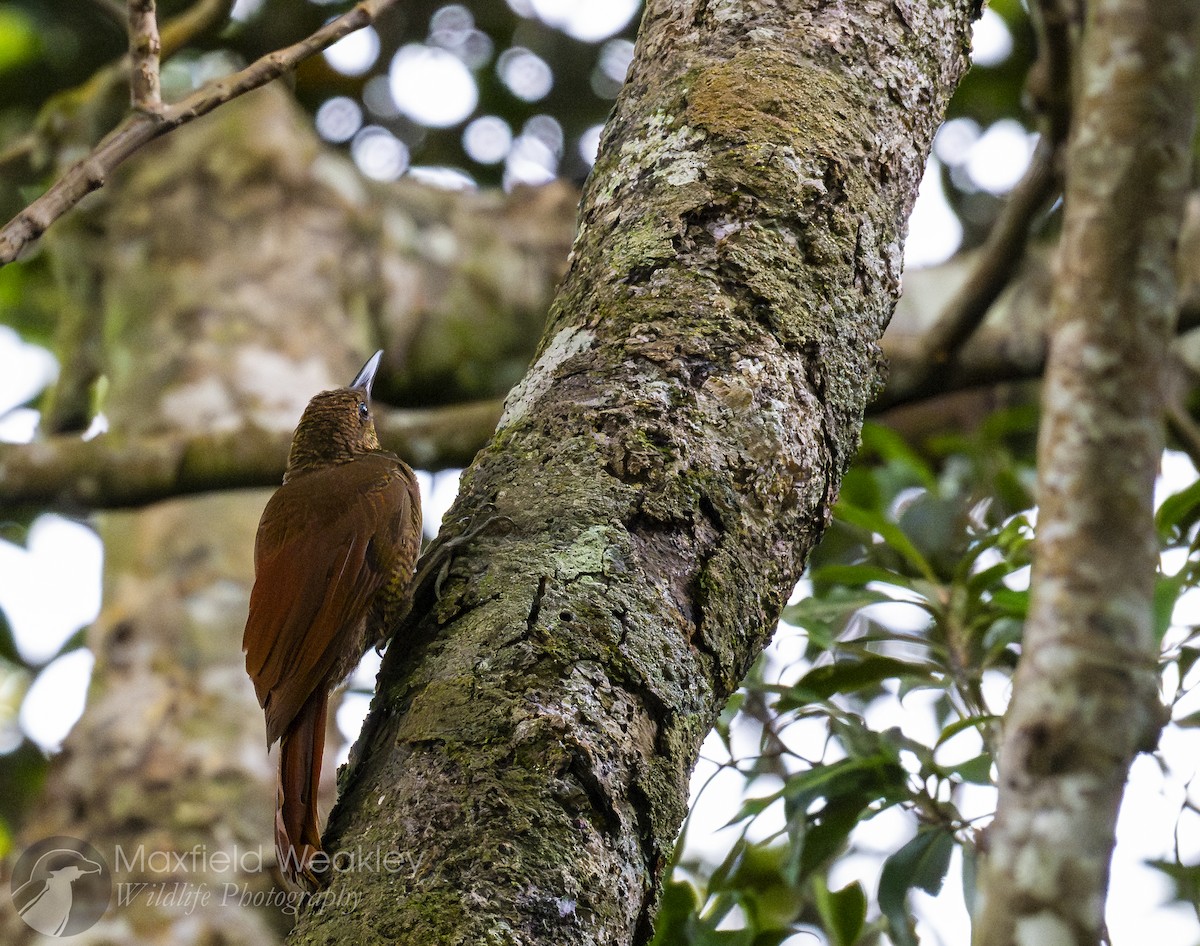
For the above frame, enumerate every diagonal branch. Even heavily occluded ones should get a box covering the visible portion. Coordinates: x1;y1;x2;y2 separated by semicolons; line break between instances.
876;291;1200;411
899;138;1059;402
899;0;1075;401
0;0;402;266
0;400;500;509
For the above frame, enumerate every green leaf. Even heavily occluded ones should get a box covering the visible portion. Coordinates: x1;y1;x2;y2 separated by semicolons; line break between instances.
898;495;966;569
934;714;999;749
724;794;781;828
878;828;955;946
813;878;867;946
979;403;1040;441
714;691;746;752
811;563;918;592
965;560;1020;598
837;467;884;513
796;795;876;880
777;756;905;818
1177;645;1200;682
986;587;1028;619
938;753;993;785
981;616;1023;656
649;879;700;946
0;607;20;666
1145;859;1200;906
1156;477;1200;541
780;587;891;627
707;836;749;893
783;656;940;705
1154;574;1184;643
1173;708;1200;728
859;423;938;490
836;503;938;583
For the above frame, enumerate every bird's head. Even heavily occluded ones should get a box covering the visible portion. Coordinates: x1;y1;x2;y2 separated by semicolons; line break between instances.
285;351;384;479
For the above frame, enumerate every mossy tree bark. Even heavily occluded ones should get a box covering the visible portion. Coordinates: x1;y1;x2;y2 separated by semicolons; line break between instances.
975;3;1199;945
302;2;977;943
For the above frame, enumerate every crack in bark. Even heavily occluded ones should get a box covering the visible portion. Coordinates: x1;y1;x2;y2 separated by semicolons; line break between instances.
564;742;624;835
526;574;549;633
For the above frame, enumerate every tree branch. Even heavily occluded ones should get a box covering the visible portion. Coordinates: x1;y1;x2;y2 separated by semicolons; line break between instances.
127;0;163;112
900;0;1075;402
898;139;1059;401
1027;0;1079;148
0;400;500;509
875;292;1200;411
0;0;401;266
976;0;1197;942
0;0;234;180
10;296;1197;513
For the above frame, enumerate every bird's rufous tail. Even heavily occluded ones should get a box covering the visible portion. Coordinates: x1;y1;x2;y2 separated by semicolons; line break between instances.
275;688;329;890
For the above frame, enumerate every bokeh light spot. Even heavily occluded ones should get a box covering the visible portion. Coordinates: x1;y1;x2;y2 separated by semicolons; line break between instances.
591;38;633;98
408;166;477;190
529;0;639;42
933;117;981;166
578;124;603;166
315;96;363;143
430;4;494;68
390;44;479;127
498;47;554;102
20;650;94;753
972;8;1013;67
504;133;558;190
352;126;411;180
523;114;563;156
362;75;400;117
966;120;1035;194
323;25;380;77
463;116;513;164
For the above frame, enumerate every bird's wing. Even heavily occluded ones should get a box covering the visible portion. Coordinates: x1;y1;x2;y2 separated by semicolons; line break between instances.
242;453;418;746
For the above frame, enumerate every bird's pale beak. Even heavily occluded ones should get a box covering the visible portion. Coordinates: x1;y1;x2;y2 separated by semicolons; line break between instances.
349;350;383;397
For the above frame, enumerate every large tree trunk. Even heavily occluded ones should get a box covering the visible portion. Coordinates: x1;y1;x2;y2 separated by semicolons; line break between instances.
298;1;976;943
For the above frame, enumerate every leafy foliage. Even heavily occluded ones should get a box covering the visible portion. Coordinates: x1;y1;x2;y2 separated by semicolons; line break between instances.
653;414;1039;945
654;395;1200;944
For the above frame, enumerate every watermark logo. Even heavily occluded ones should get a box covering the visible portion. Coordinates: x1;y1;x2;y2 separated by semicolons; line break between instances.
9;837;422;927
10;836;112;937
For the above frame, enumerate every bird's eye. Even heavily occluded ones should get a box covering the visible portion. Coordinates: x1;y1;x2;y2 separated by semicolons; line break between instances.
358;401;369;422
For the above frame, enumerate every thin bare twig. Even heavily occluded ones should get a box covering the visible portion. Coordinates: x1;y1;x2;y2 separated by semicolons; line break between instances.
127;0;163;111
0;0;233;178
0;0;401;266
